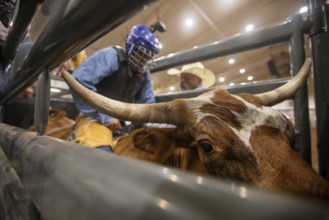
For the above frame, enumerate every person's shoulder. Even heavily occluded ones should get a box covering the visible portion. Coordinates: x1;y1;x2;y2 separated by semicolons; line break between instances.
91;47;119;61
97;46;118;55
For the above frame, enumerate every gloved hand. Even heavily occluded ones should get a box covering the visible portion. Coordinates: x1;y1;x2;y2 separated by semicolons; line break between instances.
107;118;122;131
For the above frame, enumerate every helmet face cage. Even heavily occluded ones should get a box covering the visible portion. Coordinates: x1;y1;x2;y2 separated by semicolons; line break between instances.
126;24;161;72
128;43;155;72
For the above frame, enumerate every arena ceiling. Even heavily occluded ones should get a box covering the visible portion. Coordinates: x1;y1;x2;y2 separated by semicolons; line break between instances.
85;0;308;95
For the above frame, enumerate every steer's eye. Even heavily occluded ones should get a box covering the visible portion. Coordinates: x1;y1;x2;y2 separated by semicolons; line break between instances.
199;141;213;154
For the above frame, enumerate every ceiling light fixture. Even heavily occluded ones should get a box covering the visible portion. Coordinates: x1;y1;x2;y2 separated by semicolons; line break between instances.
50;88;61;93
245;24;254;32
185;18;194;27
247;76;253;81
219;77;225;82
239;68;245;74
228;58;235;64
299;6;308;13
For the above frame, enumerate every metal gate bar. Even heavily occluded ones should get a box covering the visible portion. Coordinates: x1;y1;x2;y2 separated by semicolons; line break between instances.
308;0;329;179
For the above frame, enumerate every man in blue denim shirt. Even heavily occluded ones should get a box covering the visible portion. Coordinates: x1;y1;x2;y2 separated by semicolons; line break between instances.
70;23;164;152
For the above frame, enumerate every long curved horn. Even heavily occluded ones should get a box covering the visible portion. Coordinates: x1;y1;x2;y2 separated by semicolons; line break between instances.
255;58;311;106
62;71;182;125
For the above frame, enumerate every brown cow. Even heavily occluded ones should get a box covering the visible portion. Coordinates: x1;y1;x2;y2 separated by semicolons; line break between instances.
62;58;329;199
29;109;75;140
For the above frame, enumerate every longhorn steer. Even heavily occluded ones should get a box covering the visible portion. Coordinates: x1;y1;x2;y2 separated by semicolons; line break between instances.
62;58;329;199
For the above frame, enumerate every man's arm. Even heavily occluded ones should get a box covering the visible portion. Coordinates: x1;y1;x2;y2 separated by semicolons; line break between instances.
70;47;120;125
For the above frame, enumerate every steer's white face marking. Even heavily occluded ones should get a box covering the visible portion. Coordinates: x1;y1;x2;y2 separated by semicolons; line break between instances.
185;92;215;123
229;95;289;148
185;91;290;149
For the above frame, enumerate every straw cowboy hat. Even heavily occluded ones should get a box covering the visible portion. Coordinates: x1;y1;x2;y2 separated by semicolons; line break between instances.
167;62;216;87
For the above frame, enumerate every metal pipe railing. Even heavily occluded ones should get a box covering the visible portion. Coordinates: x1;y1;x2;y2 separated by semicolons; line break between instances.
289;13;311;163
1;0;41;66
308;0;329;179
152;18;293;72
156;78;288;102
0;123;328;220
0;146;34;220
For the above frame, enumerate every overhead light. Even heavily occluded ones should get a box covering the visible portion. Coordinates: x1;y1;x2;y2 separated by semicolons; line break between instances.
299;6;308;13
245;24;254;32
239;68;246;74
228;58;235;64
229;82;235;86
169;86;175;91
219;77;225;82
219;0;238;7
247;75;253;81
185;18;194;27
51;88;61;93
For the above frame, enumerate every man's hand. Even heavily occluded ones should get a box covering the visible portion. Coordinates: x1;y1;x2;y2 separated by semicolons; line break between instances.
56;60;72;76
107;119;122;131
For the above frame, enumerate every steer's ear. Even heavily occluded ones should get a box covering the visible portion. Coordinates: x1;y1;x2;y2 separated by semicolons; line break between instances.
131;127;177;163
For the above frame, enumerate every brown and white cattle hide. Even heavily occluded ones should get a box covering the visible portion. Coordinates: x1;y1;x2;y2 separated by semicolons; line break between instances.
114;127;208;175
29;109;75;140
62;58;329;199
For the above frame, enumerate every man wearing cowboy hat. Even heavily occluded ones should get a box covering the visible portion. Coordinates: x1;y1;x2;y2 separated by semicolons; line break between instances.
168;62;216;91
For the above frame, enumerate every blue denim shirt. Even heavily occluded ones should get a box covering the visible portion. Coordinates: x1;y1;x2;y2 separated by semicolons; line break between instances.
71;47;155;126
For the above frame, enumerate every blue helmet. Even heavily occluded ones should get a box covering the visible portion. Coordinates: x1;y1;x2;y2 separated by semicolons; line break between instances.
126;24;162;72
